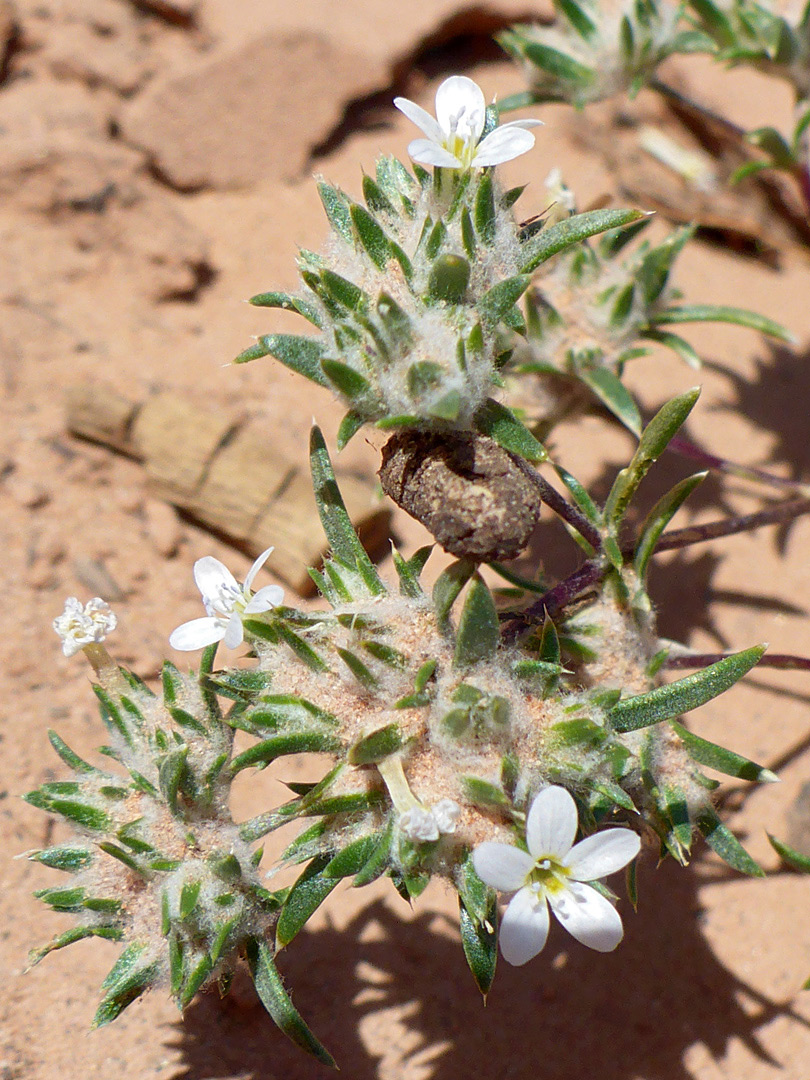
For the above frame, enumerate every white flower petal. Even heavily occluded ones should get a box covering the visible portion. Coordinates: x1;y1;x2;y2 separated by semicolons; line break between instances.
548;880;624;952
244;545;275;591
400;806;440;842
565;828;641;882
432;798;461;834
244;585;285;613
393;96;444;144
471;125;538;167
222;612;245;650
472;842;534;892
193;556;237;604
499;887;550;966
406;138;463;168
526;786;578;860
169;617;226;651
435;75;486;141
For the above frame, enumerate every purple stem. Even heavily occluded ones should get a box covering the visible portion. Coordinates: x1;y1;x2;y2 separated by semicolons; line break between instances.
651;497;810;553
514;459;603;551
501;560;604;644
666;653;810;672
669;434;807;494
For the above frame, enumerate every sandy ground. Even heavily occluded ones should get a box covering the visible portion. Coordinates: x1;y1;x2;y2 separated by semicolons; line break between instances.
3;1;810;1077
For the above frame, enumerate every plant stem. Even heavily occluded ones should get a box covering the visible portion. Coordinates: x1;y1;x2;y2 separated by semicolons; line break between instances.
514;459;603;550
502;559;605;643
651;497;810;553
666;653;810;672
669;434;810;496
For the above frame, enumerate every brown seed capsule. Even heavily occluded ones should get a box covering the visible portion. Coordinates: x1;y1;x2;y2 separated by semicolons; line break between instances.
379;430;541;561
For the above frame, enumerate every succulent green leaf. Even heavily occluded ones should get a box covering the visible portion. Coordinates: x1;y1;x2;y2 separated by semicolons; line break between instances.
321;359;371;401
454;575;500;668
350;204;391;269
347;723;402;765
29;925;122;966
461;775;510;808
230;732;341;774
521;208;647;273
522;40;596;85
556;0;597;39
42;798;111;832
604;387;701;528
637;226;695;305
475;398;547;462
317;181;353;242
578;366;642;436
353;820;394;886
30;845;94;872
608;645;766;732
277;856;340;947
651;305;794;343
640;328;701;369
474;172;497;245
47;730;98;775
434;559;476;628
337;410;365;450
362;173;397;216
392;545;431;597
670;720;777;783
248;291;323;328
336;646;379;689
695;806;764;876
93;942;161;1027
158;745;190;816
634;472;706;577
310;426;386;596
247;938;336;1067
323;833;381;879
479;275;532;331
253;333;330;388
428;254;471;303
767;833;810;873
459;894;498;997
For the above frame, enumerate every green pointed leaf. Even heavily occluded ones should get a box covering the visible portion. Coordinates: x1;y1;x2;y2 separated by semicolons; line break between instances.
578;367;641;436
651;305;794;343
362;173;397;215
608;645;766;732
230;732;341;774
321;359;371;401
556;0;597;38
353;820;394;886
323;833;380;879
337;410;365;450
30;845;94;872
768;833;810;873
392;544;431;598
461;775;510;808
479;275;531;331
637;226;695;305
604;387;701;527
93;943;161;1027
42;799;111;832
248;291;322;328
347;723;402;765
634;472;706;577
670;720;777;783
454;575;500;668
695;806;764;876
522;40;596;85
317;181;352;242
277;856;339;947
158;745;189;816
336;646;378;689
475;398;546;462
434;559;476;628
46;730;98;774
250;334;329;388
350;204;391;269
474;172;497;244
459;894;498;997
640;328;701;369
247;938;336;1066
521;208;647;273
29;925;122;966
310;426;385;596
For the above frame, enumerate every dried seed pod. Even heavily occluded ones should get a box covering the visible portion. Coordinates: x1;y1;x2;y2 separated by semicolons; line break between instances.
378;430;541;561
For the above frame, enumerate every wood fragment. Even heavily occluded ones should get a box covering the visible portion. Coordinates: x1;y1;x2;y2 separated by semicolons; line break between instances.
66;383;391;595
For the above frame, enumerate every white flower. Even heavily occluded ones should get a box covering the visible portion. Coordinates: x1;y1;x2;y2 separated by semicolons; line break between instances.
400;798;462;842
169;546;284;651
473;786;640;966
54;597;117;657
394;75;542;170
